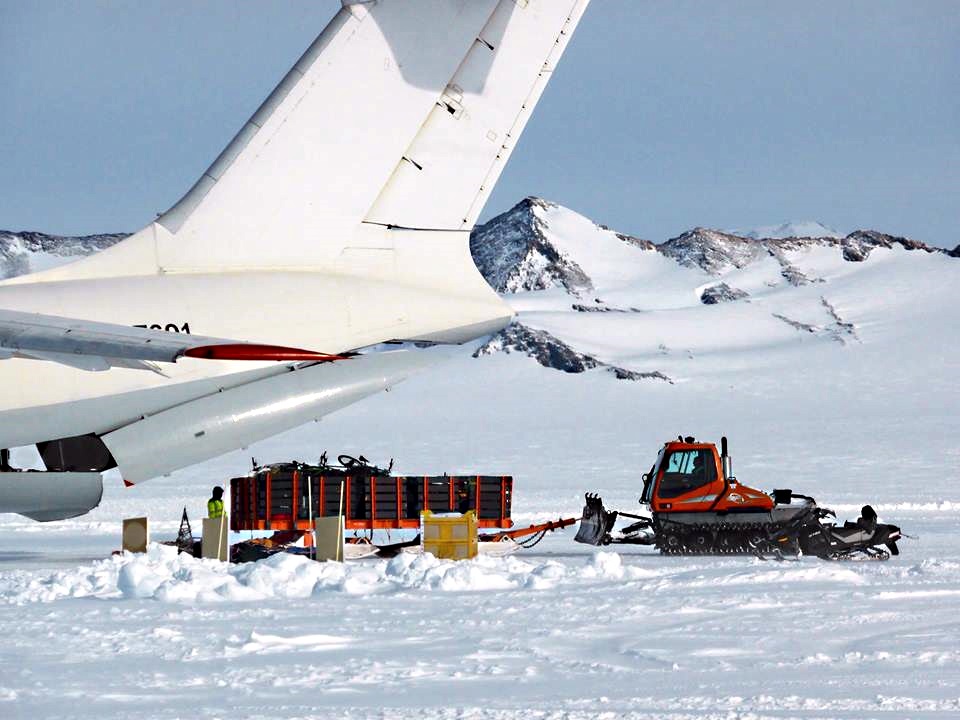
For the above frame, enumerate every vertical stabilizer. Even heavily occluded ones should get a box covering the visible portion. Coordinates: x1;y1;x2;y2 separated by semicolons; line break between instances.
365;0;590;230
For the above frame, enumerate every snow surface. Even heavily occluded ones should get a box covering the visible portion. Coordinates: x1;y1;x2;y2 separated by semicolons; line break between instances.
1;203;959;718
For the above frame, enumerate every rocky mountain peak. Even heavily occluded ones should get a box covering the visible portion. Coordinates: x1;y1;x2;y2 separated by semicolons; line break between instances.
655;225;952;275
657;227;765;275
841;229;935;262
469;197;593;295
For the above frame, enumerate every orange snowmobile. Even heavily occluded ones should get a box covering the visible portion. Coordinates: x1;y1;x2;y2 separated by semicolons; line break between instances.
575;436;902;560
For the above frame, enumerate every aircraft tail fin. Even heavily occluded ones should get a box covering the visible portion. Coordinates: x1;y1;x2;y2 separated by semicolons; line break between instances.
363;0;591;231
11;0;590;302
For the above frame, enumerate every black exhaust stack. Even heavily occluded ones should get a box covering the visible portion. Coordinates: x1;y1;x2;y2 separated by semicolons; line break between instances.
720;436;730;480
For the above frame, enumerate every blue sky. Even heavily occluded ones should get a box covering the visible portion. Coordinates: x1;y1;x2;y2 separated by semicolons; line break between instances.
1;1;957;246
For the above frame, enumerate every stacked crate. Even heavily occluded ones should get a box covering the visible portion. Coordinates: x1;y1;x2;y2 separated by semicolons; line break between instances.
230;464;513;532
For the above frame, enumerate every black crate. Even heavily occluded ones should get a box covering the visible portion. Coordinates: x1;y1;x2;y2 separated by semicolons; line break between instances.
401;477;423;520
269;470;295;515
296;473;318;520
453;477;476;514
348;474;369;520
425;477;452;512
478;477;507;519
321;476;347;516
371;477;399;519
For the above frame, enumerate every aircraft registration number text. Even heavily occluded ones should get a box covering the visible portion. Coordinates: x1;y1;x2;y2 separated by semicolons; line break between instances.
134;323;192;334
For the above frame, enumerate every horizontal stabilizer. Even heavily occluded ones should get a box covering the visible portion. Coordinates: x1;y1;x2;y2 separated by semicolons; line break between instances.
0;309;343;371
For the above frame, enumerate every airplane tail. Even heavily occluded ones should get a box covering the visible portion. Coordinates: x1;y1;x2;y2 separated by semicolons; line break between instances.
9;0;590;334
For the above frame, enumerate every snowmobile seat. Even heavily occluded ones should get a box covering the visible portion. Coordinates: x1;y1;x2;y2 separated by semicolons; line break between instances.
772;489;792;505
831;510;882;543
831;526;871;543
859;505;878;533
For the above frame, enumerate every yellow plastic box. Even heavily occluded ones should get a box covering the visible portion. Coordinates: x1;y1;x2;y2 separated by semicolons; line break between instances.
421;511;478;560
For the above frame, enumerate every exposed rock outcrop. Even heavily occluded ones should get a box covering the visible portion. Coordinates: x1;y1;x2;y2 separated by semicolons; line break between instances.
473;323;672;383
613;231;656;251
657;226;949;275
0;230;128;279
772;298;859;345
772;313;818;334
841;230;937;262
469;198;592;295
820;296;858;344
658;228;765;275
778;264;820;286
571;302;642;313
700;283;749;305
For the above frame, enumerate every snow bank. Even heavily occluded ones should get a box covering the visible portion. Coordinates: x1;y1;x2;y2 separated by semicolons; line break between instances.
2;542;907;607
0;545;662;605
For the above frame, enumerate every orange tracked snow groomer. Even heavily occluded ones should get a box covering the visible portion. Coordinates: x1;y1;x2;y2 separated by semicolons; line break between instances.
576;436;903;560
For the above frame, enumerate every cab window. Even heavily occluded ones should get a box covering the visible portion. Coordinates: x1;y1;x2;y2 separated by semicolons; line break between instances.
641;449;664;504
657;449;716;499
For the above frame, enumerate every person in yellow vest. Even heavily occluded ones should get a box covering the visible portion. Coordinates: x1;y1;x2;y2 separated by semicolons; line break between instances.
207;486;225;519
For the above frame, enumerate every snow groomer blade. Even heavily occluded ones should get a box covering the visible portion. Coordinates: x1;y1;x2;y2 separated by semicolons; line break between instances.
574;493;617;546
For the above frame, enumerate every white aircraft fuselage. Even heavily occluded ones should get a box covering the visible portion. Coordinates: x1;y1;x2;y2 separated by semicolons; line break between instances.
0;253;512;443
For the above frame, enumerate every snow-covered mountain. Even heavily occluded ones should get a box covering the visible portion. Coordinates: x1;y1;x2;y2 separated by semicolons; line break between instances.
4;200;957;382
475;200;955;290
466;198;958;380
0;230;128;279
464;198;960;380
469;197;595;295
738;220;844;239
658;227;773;274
